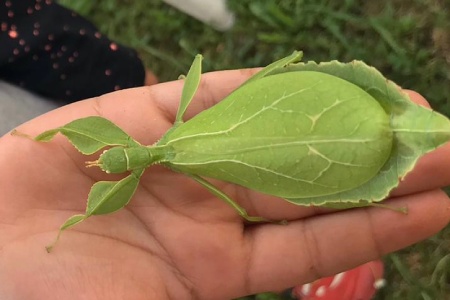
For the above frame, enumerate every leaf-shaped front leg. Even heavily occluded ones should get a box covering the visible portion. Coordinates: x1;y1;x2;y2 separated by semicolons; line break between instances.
34;116;140;155
46;169;144;252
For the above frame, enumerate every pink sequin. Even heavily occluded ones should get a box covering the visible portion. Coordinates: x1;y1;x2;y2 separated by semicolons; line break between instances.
8;30;17;38
105;69;112;76
109;43;118;51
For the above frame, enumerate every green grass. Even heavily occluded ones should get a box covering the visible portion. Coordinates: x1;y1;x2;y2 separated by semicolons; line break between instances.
59;0;450;299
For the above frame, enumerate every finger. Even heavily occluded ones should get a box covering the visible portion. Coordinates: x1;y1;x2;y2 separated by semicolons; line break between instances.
241;188;450;295
404;89;431;108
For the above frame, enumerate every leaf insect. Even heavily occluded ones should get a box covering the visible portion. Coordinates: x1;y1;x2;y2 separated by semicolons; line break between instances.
16;51;450;252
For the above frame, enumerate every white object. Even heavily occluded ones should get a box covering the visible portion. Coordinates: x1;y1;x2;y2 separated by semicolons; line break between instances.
163;0;235;31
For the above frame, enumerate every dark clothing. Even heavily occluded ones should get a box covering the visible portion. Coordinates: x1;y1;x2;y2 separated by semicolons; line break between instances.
0;0;146;102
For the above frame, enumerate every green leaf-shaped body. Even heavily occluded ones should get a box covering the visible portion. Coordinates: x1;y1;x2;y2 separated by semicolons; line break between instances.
270;61;450;207
158;71;393;198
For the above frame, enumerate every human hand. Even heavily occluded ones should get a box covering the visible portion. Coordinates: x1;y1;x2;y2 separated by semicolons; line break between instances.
0;70;449;300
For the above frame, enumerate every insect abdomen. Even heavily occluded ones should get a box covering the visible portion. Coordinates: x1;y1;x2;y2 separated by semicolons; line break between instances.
161;72;393;198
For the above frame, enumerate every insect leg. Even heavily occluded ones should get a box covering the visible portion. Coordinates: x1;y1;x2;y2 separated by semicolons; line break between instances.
238;50;303;87
175;54;203;125
189;175;270;223
28;116;141;155
46;169;144;252
368;202;408;214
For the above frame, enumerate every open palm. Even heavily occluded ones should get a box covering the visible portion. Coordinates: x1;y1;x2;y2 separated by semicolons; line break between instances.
0;69;449;300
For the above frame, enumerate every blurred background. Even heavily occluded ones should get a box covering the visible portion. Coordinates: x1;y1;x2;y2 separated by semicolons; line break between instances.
59;0;449;299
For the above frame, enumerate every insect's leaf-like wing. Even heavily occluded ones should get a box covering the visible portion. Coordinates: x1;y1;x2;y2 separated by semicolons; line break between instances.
165;71;392;198
35;116;140;154
86;169;144;216
175;54;203;124
274;61;450;206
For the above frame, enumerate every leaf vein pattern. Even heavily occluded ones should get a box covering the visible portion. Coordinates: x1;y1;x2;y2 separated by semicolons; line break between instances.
167;87;312;144
176;159;336;187
213;138;377;154
174;154;370;187
307;145;371;167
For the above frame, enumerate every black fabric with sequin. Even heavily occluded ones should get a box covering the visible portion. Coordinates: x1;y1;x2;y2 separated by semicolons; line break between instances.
0;0;146;102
